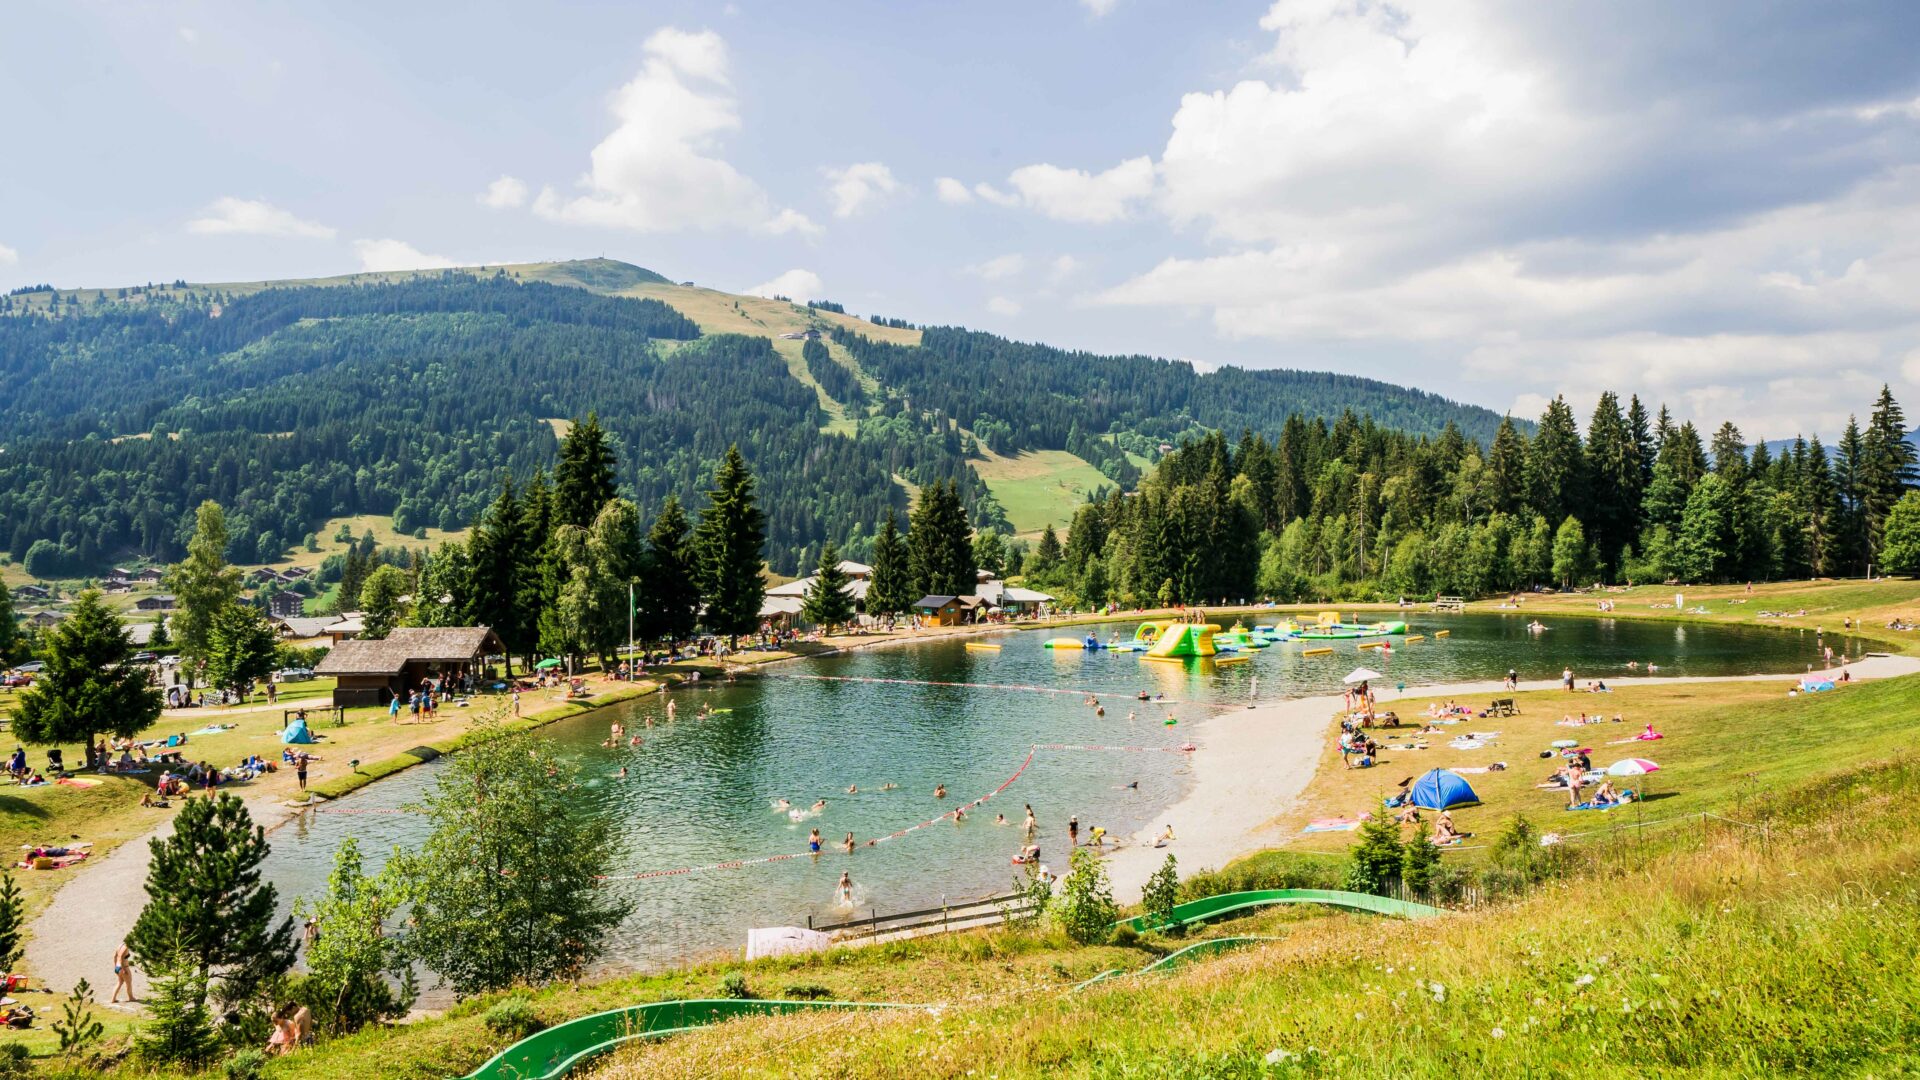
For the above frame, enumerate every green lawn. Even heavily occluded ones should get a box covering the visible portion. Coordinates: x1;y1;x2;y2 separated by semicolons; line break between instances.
972;449;1117;537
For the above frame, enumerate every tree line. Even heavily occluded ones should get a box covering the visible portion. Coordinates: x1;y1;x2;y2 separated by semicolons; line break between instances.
1019;387;1918;607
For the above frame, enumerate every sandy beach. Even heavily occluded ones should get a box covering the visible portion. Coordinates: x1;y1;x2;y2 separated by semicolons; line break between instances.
1103;652;1920;903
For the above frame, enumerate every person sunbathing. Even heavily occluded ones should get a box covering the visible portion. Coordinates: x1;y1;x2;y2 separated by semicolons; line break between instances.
1590;780;1620;806
1432;812;1461;844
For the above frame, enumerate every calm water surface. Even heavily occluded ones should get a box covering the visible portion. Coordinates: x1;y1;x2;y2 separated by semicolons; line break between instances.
261;612;1851;974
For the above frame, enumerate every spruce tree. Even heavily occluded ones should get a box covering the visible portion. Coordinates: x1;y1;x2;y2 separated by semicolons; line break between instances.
135;956;216;1068
1583;392;1639;576
163;500;241;674
1343;814;1405;896
1030;523;1063;575
802;541;856;630
127;793;295;1016
0;585;17;667
467;478;523;655
553;412;619;530
515;472;556;665
638;495;701;646
1861;386;1918;557
1525;395;1586;526
0;872;22;976
1486;416;1528;516
15;590;162;750
865;510;913;616
694;446;768;646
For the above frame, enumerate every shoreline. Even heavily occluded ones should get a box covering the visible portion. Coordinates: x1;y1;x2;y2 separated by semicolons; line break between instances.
25;609;1913;1002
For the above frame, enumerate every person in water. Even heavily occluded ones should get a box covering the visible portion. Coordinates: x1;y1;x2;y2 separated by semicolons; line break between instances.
846;784;858;794
994;813;1008;826
837;871;854;904
811;799;827;813
1024;804;1037;838
842;831;855;854
808;828;822;853
934;784;947;799
774;798;791;811
1068;816;1080;846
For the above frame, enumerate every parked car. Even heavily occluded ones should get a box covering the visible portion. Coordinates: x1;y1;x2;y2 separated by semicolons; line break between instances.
131;651;158;663
274;667;316;682
158;655;181;666
14;662;45;674
2;674;31;688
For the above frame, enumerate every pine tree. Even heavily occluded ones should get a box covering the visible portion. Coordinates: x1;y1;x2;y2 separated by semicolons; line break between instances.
1525;395;1585;526
802;541;856;630
1486;416;1528;515
1343;814;1404;896
127;794;295;1017
553;412;619;530
0;586;16;667
203;604;278;701
148;613;170;650
1030;523;1063;575
135;954;216;1068
1583;392;1639;575
468;478;525;660
0;872;22;976
163;500;241;673
638;496;701;646
1626;394;1656;492
15;590;162;750
1861;385;1918;559
1401;821;1443;898
694;446;768;646
863;511;913;616
1836;417;1870;574
515;472;556;664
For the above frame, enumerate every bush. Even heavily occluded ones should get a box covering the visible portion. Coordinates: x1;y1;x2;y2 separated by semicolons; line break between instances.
1141;854;1182;936
0;1044;29;1080
1343;815;1405;896
1111;923;1141;948
482;996;543;1040
1054;849;1118;946
225;1049;267;1080
1180;851;1342;900
719;971;753;999
781;984;833;1000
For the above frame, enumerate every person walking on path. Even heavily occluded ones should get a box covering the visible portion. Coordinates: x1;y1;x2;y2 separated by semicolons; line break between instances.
111;941;135;1003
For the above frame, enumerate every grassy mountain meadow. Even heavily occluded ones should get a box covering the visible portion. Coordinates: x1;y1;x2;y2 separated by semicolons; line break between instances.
0;259;1509;577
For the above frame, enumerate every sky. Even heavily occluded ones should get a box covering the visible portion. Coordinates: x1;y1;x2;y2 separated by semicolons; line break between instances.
5;0;1920;439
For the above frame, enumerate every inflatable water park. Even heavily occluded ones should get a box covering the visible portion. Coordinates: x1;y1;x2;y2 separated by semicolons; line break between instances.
1037;612;1416;664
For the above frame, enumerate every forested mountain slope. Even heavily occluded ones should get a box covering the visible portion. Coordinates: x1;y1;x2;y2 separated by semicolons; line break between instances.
0;261;1509;574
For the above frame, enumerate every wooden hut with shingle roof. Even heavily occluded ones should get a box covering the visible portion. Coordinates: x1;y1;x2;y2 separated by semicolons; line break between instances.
315;626;505;707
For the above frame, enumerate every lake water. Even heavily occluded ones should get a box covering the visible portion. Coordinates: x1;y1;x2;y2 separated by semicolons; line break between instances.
260;612;1853;975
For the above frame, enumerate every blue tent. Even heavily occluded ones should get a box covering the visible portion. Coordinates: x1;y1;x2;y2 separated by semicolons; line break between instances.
1408;768;1478;810
281;718;314;744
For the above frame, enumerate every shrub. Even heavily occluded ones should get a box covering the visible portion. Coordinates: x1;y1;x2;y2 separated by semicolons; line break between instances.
1054;849;1118;946
781;984;832;1001
0;1044;28;1080
1343;815;1405;896
1179;851;1342;900
225;1049;267;1080
1401;822;1443;897
1006;864;1052;928
1111;923;1141;948
482;996;543;1040
1141;854;1182;936
719;971;753;1000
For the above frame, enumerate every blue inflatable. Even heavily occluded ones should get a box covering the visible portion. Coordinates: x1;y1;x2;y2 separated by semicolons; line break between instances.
1407;768;1479;810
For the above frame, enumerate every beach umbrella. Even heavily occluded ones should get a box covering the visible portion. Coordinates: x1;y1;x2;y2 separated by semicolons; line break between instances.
1550;738;1579;748
534;658;563;670
1606;758;1660;776
1343;667;1384;684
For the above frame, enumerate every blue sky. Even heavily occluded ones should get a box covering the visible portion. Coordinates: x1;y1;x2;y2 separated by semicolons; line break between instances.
5;0;1920;438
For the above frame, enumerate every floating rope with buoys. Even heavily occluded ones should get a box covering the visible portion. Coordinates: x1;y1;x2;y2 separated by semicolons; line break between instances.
595;741;1195;882
762;672;1186;703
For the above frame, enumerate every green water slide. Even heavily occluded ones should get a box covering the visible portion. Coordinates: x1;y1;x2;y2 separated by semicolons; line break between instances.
1072;935;1273;991
456;998;917;1080
1115;888;1448;934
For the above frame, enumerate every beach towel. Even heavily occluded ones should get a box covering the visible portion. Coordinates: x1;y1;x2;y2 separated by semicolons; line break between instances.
18;853;87;870
190;724;236;736
1302;818;1361;833
1447;765;1506;775
54;777;102;789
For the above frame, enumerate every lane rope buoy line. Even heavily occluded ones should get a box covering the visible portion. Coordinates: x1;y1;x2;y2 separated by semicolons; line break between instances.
762;672;1189;703
596;741;1194;882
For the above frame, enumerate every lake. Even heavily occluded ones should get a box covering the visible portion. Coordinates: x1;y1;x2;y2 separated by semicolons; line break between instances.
260;611;1853;975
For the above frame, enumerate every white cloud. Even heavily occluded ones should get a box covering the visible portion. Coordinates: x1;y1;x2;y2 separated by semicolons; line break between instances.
747;268;824;302
0;243;16;265
1081;0;1119;15
532;28;807;234
178;27;198;44
934;177;974;204
966;254;1026;281
823;162;902;218
187;197;335;239
762;208;823;237
972;182;1021;208
1049;254;1082;283
986;296;1022;316
1005;158;1155;223
479;175;529;210
353;238;458;272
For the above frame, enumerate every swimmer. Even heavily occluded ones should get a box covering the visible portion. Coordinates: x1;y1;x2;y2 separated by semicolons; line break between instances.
1124;780;1139;790
842;831;855;854
837;871;854;904
994;813;1008;826
773;798;791;812
1137;691;1150;701
809;828;822;854
666;699;677;721
1024;805;1037;837
629;735;642;747
953;806;966;823
846;784;859;794
1095;705;1106;716
934;784;947;799
880;782;898;791
698;703;712;718
618;765;627;778
1127;710;1137;722
811;799;827;813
